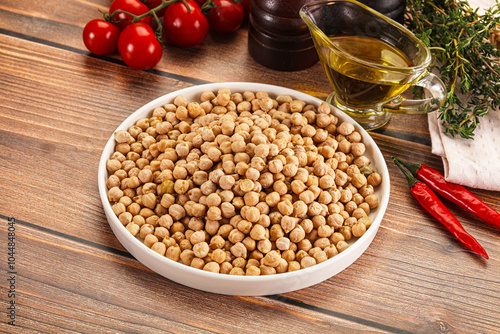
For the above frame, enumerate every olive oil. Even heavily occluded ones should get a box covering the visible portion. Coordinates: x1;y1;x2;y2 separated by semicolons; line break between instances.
322;36;414;106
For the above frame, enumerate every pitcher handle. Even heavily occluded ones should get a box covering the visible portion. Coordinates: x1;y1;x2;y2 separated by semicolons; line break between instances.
382;72;447;114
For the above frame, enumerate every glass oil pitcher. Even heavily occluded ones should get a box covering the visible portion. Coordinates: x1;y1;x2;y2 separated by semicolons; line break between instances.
300;0;447;130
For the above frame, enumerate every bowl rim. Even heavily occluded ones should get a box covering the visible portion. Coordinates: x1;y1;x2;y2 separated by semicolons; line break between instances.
98;82;390;291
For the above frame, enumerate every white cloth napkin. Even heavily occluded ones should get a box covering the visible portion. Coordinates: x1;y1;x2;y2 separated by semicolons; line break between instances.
428;110;500;191
428;0;500;191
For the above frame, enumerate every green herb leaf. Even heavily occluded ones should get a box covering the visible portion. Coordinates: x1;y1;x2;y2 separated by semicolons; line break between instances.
406;0;500;139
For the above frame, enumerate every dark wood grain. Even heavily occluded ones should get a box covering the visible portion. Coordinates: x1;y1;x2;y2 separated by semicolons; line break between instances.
1;1;499;333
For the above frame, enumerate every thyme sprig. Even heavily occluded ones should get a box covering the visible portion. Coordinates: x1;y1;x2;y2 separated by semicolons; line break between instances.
406;0;500;139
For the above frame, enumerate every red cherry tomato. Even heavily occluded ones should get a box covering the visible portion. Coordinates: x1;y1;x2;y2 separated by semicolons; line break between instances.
144;0;167;17
118;23;162;70
83;19;121;55
205;0;244;33
109;0;152;30
163;0;209;47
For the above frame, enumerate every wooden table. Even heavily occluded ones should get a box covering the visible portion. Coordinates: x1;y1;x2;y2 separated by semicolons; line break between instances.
1;1;499;333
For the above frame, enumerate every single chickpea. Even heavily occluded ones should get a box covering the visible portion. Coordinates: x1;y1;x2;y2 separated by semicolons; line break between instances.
229;267;245;275
236;220;252;235
291;200;307;217
300;256;317;269
242;191;258;206
365;194;379;209
273;181;288;196
245;207;261;223
262;250;281;267
359;184;375;197
151;242;167;256
338;139;352;154
230;242;248;258
269;224;285;242
166;245;181;261
114;130;133;144
339;226;352;241
260;265;276;275
351;142;366;157
314;237;331;249
299;219;314;234
354;156;371;168
313;250;328;264
173;180;190;194
232;196;245;210
337;122;355;136
108;187;124;202
319;175;335;189
336;240;349;253
180;249;195;265
189;230;206;245
190;257;206;269
125;222;140;236
289;225;306;243
118;212;133;226
275;237;291;251
245;265;261;276
307;202;323;216
207;206;222;221
352;207;368;219
352;223;367;237
268;159;284;174
220;262;233;274
277;200;294;216
265;192;281;207
358;202;371;215
367;172;382;186
299;190;315;204
288;261;301;272
257;239;272;254
211;248;227;264
219;175;236;190
239;179;255;193
193;242;210;258
206;193;222;207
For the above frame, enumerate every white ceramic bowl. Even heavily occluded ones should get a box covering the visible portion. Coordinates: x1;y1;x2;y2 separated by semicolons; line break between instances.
98;82;390;296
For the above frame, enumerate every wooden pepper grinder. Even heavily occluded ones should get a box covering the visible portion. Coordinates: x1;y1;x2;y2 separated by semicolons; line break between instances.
248;0;318;71
248;0;406;72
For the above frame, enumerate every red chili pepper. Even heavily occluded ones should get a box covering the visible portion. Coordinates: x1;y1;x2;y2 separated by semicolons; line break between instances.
394;157;500;230
393;158;489;259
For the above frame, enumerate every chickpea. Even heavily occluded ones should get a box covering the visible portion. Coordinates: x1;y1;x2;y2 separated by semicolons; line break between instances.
219;175;235;190
257;239;272;254
125;222;140;236
336;240;349;253
352;223;367;237
230;242;248;258
300;256;316;268
289;225;305;243
276;237;291;251
263;250;281;267
164;245;181;262
367;172;382;186
365;194;379;209
268;159;284;174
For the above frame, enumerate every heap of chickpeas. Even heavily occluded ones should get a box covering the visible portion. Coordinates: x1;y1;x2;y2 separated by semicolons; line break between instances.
106;88;382;275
